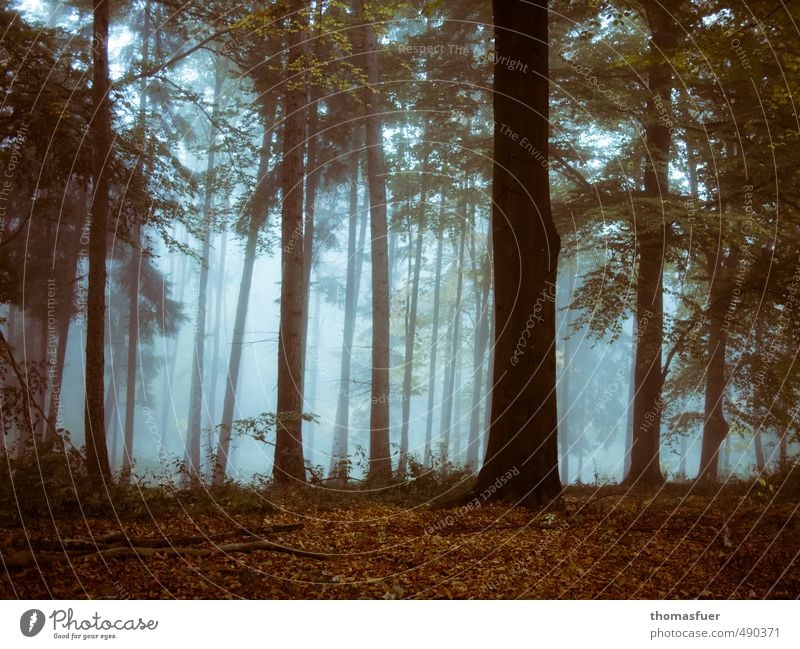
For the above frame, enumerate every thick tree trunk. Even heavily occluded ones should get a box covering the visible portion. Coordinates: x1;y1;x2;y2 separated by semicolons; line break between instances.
84;0;113;482
424;194;446;467
213;125;274;486
626;2;677;487
358;0;391;480
183;65;222;488
697;253;733;482
274;2;309;485
330;159;364;478
474;0;561;506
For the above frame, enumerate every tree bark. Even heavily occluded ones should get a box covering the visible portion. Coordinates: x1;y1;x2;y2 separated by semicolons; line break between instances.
626;1;677;487
697;251;734;482
357;0;392;480
84;0;113;482
474;0;561;506
274;1;310;485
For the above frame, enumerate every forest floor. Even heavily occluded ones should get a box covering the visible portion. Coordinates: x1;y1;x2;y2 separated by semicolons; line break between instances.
1;480;798;599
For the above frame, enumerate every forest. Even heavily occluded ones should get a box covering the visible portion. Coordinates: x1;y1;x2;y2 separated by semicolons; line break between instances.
0;0;798;600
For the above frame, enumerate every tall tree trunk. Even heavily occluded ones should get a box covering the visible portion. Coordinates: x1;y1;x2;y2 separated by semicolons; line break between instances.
121;6;151;484
183;64;223;488
358;0;391;480
213;124;274;486
46;190;86;439
304;288;321;459
274;1;309;485
300;81;321;462
697;253;734;482
84;0;113;482
424;194;446;467
624;314;636;479
752;358;765;472
559;258;576;484
626;2;677;487
398;207;425;477
160;229;192;455
439;219;467;466
207;228;228;426
466;244;490;472
474;0;561;505
330;162;366;478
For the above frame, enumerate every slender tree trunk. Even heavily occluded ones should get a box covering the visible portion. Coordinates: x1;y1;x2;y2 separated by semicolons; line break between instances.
47;191;85;439
274;2;310;485
626;2;677;487
36;318;47;440
84;0;113;482
559;258;576;484
466;248;490;472
330;163;366;478
398;211;425;476
624;314;636;479
120;7;151;484
474;0;561;505
779;428;788;471
299;84;321;462
424;194;446;468
304;288;321;459
752;359;765;472
183;64;222;488
439;219;467;466
358;0;391;480
119;238;142;484
213;124;274;486
207;228;228;425
159;231;191;456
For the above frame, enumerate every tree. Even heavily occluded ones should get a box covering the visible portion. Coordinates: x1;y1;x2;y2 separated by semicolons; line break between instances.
357;0;392;480
84;0;113;482
274;0;310;485
473;0;561;505
121;1;152;484
213;123;276;487
624;1;684;487
183;58;224;488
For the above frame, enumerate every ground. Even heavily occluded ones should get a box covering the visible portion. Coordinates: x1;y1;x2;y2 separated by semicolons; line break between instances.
1;483;798;599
